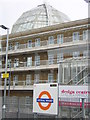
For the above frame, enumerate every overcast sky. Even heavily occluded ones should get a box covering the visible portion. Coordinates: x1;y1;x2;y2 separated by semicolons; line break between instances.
0;0;88;35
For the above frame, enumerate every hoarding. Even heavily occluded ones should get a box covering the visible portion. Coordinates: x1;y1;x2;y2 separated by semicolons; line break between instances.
59;85;89;98
59;85;90;108
33;83;58;115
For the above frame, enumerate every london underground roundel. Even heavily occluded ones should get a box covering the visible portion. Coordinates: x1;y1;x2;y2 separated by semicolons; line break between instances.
37;91;53;110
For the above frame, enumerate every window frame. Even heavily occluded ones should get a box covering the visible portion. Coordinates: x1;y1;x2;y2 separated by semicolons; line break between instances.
14;58;19;67
48;54;54;65
57;34;63;44
73;32;79;41
27;57;32;66
83;30;88;40
7;59;11;68
73;51;80;58
35;55;40;66
48;36;54;45
35;38;40;47
48;73;53;83
34;74;39;83
15;42;19;50
28;40;32;48
13;75;18;85
8;43;13;50
26;74;31;85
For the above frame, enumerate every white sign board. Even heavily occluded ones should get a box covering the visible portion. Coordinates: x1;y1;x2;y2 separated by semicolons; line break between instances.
33;83;58;115
59;85;89;99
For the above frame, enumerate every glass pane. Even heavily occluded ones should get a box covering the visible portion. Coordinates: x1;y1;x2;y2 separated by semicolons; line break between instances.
27;57;32;66
48;73;53;82
73;32;79;41
57;34;63;44
35;55;40;66
48;55;54;65
83;30;88;40
48;36;54;45
28;40;32;48
35;38;40;47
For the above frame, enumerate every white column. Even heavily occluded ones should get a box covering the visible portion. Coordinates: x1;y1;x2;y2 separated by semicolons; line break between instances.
62;64;64;84
58;63;62;84
68;63;71;83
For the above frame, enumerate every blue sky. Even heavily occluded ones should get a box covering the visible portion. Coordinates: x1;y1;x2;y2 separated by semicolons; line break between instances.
0;0;88;35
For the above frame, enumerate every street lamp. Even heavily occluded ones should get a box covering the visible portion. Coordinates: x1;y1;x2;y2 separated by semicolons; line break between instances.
0;25;9;118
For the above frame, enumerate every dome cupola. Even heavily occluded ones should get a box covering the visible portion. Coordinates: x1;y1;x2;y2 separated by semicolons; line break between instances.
11;3;70;33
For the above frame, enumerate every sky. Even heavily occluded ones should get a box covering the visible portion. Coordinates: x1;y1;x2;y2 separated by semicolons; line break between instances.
0;0;88;35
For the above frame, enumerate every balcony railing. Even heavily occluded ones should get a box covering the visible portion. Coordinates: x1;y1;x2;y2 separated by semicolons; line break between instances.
0;79;57;89
0;57;88;73
1;59;58;69
0;35;87;55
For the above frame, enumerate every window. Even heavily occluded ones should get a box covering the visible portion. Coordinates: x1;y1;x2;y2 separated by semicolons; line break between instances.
48;54;54;65
27;57;32;66
73;51;80;58
7;59;11;68
83;30;88;40
14;58;19;67
26;74;31;85
57;53;63;63
48;36;54;45
57;34;63;44
8;43;12;50
73;32;79;41
34;74;39;83
35;38;40;47
83;50;88;58
15;42;19;50
48;73;53;83
28;40;32;48
13;75;18;85
35;55;40;66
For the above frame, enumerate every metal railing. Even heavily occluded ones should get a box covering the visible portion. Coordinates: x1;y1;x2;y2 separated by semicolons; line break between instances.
1;79;57;87
58;57;88;85
1;59;58;69
1;57;88;70
72;111;82;119
67;67;88;85
4;96;33;118
0;35;87;53
75;74;88;85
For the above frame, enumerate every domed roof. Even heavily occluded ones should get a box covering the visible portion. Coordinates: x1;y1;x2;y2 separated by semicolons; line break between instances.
11;3;70;33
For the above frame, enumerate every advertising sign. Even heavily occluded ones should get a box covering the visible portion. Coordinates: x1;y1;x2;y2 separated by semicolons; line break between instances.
59;85;89;99
1;73;9;78
33;83;58;115
59;85;90;108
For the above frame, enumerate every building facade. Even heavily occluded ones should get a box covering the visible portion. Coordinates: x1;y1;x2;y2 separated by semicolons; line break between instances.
0;3;89;118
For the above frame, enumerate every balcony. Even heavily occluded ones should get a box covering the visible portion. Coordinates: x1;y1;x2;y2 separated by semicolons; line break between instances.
0;79;57;91
0;57;88;73
0;59;58;72
0;57;89;90
0;35;88;56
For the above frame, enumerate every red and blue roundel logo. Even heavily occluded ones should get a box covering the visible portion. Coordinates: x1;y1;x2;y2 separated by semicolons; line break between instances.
37;91;53;110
